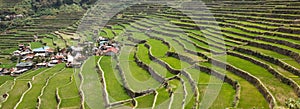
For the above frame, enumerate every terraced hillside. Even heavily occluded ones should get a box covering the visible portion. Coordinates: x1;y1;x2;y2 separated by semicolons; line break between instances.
0;8;86;73
0;0;86;63
1;0;300;109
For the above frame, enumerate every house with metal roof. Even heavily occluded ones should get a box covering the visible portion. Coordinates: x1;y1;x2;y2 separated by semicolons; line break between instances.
16;62;34;70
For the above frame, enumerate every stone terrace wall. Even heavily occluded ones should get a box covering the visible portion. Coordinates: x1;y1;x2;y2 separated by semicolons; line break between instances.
228;52;300;97
208;58;277;108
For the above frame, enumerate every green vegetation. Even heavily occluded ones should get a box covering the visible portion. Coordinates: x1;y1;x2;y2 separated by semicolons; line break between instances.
80;56;104;109
0;80;14;103
99;56;131;102
2;0;300;108
17;68;47;80
58;73;81;108
147;39;169;57
16;64;65;109
39;68;74;109
0;76;14;86
100;28;115;39
1;80;29;109
224;55;297;105
30;42;44;49
118;46;160;91
136;44;175;78
200;62;269;108
135;93;155;108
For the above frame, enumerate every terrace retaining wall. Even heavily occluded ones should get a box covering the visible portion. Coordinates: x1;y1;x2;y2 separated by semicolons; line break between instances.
193;65;241;107
145;44;180;75
248;42;300;64
133;50;165;83
234;47;300;76
220;28;300;64
228;52;300;97
208;58;277;108
114;55;156;98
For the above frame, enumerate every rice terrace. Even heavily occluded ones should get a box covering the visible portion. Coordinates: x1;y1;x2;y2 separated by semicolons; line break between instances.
0;0;300;108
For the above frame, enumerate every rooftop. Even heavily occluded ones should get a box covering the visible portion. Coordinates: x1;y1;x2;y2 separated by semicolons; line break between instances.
16;62;33;67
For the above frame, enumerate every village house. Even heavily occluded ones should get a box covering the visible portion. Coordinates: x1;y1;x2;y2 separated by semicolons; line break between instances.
0;68;3;75
13;44;32;57
66;55;81;68
48;60;58;67
7;37;108;76
5;43;70;76
36;63;47;68
32;46;54;56
23;53;35;61
95;37;119;56
16;62;34;70
4;14;24;20
1;69;10;75
13;68;29;75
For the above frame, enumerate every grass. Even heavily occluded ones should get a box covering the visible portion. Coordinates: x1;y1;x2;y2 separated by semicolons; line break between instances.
168;79;184;109
242;46;300;69
149;31;204;59
118;46;161;91
135;93;155;108
179;75;197;109
58;74;81;108
174;37;207;53
185;67;235;108
209;83;235;109
99;56;131;102
100;28;115;39
112;25;125;30
128;61;153;81
200;62;269;108
136;44;152;64
0;47;18;55
0;76;14;86
233;50;300;84
2;2;300;108
0;80;14;103
223;55;297;105
1;80;29;109
112;29;124;36
80;56;105;109
136;44;176;78
147;39;169;57
154;88;171;109
226;27;300;44
0;62;17;69
30;42;44;49
39;68;74;109
146;34;201;65
16;64;65;109
17;68;47;80
222;27;300;54
224;20;300;41
131;32;149;40
225;20;278;29
41;37;55;48
60;97;81;108
160;57;191;70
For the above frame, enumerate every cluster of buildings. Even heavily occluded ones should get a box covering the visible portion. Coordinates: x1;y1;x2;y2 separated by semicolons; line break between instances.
4;14;24;20
0;36;120;76
94;37;119;56
65;46;87;68
0;44;72;76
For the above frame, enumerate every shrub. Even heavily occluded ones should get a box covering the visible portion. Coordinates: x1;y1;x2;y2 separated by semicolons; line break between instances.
286;98;300;109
